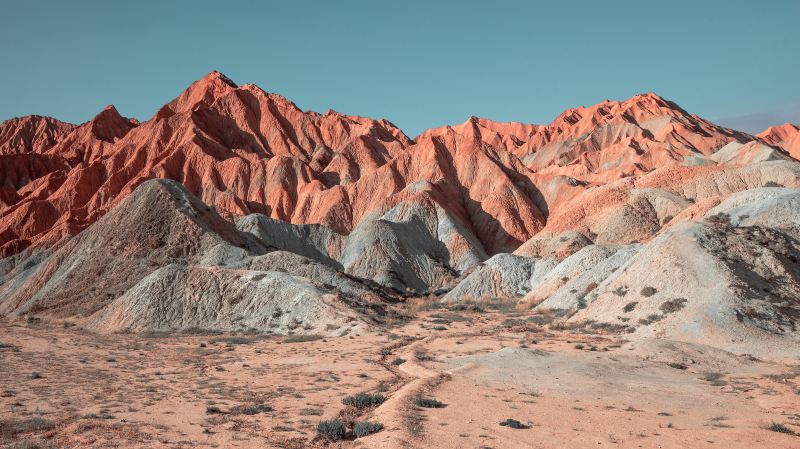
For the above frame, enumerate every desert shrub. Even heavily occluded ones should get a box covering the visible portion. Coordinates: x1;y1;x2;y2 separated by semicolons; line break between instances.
499;418;530;429
707;212;731;226
640;287;657;297
702;372;727;386
209;336;258;345
430;313;472;322
502;318;526;327
768;422;797;435
415;351;433;361
415;397;445;408
391;358;406;365
432;325;448;331
660;298;687;314
622;301;638;313
180;327;223;336
206;405;223;414
82;412;115;420
5;440;58;449
526;314;556;325
29;372;42;380
283;334;323;343
341;393;386;408
316;419;346;441
590;321;634;334
613;286;629;297
638;313;664;325
444;301;484;313
668;362;688;370
353;421;384;437
239;404;272;415
0;417;55;438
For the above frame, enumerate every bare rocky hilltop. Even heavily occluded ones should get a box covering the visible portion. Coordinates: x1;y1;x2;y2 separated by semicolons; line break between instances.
1;72;799;448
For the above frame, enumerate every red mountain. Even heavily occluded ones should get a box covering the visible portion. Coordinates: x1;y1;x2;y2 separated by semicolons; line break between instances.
0;71;784;261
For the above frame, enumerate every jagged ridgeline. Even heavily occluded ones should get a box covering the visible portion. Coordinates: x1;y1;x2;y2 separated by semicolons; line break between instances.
1;72;799;355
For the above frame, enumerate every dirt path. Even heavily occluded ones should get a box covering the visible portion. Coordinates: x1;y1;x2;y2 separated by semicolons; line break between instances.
2;310;799;448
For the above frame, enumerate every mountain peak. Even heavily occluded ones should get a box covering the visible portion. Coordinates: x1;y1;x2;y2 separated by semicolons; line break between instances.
169;71;239;113
89;104;136;142
201;70;238;88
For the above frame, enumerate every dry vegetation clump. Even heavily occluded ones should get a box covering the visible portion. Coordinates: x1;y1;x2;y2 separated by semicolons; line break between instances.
660;298;687;314
415;397;446;408
768;422;797;436
499;418;530;429
0;417;55;439
283;334;323;343
353;421;384;437
316;419;346;441
341;393;386;408
640;286;658;297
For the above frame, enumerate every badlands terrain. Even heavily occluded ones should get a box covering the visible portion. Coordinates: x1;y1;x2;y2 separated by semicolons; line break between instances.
1;72;799;448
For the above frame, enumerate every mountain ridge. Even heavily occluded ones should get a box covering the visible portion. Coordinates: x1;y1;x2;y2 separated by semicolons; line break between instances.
0;71;795;262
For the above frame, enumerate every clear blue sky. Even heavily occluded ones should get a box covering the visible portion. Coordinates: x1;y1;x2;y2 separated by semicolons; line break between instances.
1;0;798;136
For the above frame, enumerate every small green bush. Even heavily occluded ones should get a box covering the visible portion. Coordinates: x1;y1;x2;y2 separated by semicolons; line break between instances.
622;301;638;313
342;393;386;408
5;440;58;449
353;421;384;437
640;287;657;297
316;419;346;441
415;397;445;408
415;351;433;361
283;334;323;343
638;313;663;325
239;404;272;415
660;298;687;314
499;418;530;429
82;413;115;420
0;417;55;439
768;422;797;435
391;358;406;365
702;372;727;386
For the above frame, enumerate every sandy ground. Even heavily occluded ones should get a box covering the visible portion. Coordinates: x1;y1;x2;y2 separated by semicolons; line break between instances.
1;308;799;448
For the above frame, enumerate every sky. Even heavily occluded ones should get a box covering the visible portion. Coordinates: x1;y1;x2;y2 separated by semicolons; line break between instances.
1;0;798;136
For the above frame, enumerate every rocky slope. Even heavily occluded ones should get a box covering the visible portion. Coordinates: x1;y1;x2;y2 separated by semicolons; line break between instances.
758;122;800;160
0;179;391;334
1;71;799;347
